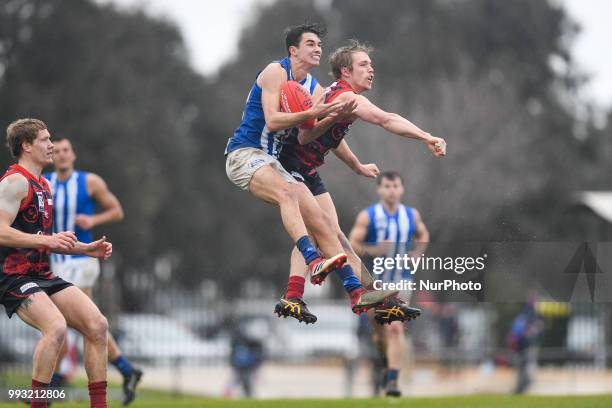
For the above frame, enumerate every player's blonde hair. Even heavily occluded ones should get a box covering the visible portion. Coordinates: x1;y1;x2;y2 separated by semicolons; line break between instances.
6;118;47;158
329;39;373;80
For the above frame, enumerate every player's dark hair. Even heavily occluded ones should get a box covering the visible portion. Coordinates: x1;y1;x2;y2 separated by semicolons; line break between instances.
329;39;373;79
377;171;403;185
284;22;327;54
6;118;47;158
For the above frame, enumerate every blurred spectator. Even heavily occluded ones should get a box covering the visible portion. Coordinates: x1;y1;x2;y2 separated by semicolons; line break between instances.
507;298;544;394
438;303;460;376
227;323;264;398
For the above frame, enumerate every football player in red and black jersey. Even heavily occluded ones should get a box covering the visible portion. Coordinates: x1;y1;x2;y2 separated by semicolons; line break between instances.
0;118;112;408
279;40;446;325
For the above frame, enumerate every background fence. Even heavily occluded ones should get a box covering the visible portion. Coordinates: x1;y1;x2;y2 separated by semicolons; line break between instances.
2;269;610;399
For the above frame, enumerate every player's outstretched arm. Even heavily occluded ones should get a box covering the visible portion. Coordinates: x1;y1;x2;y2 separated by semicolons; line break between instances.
348;94;446;157
332;140;379;178
260;65;347;132
0;174;75;251
75;173;124;231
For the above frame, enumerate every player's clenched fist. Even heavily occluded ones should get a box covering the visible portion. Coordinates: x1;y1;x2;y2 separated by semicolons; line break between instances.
426;136;446;157
357;163;380;178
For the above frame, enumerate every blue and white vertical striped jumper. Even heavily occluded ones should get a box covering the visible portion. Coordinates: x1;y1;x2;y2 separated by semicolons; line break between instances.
225;57;318;158
365;203;416;282
44;171;95;262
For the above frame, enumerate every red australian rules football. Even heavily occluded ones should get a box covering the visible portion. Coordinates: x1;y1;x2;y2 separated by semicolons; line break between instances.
279;80;316;129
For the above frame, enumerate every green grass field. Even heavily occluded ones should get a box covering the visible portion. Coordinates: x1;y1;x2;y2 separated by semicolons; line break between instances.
2;374;612;407
2;395;612;408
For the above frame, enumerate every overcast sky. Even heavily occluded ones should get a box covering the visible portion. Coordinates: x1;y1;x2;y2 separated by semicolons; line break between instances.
100;0;612;109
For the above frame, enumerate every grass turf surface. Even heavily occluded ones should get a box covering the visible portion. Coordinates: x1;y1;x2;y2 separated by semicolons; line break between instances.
2;395;612;408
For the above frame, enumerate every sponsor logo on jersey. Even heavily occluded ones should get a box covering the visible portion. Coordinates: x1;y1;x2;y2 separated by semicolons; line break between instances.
20;282;39;293
36;192;44;212
249;159;265;168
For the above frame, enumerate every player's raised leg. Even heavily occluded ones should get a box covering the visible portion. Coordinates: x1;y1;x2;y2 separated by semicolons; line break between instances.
248;165;310;242
275;245;318;323
250;166;343;323
314;192;399;312
293;183;352;284
249;165;347;280
51;286;109;407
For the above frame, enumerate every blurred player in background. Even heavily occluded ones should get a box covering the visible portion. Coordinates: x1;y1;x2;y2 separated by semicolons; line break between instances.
0;118;112;408
350;171;429;397
45;138;142;406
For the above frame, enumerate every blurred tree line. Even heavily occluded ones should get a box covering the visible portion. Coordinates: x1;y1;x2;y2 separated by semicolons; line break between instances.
0;0;610;308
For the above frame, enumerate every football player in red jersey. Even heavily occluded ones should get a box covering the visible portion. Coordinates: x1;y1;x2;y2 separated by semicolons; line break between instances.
0;119;112;408
278;40;445;326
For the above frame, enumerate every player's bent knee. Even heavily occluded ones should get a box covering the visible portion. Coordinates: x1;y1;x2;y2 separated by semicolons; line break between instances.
319;211;336;229
94;314;109;339
45;318;68;348
83;314;108;344
308;210;333;234
277;184;300;206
